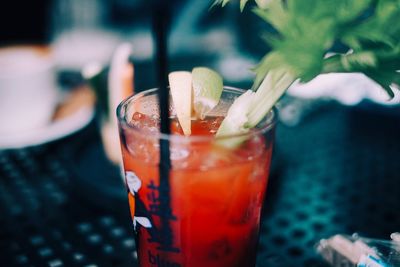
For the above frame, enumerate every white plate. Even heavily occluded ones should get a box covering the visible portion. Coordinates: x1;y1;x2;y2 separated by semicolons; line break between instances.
0;106;94;149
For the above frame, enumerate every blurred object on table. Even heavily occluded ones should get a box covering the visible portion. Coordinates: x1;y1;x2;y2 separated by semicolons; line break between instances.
52;29;121;71
277;73;400;128
103;43;134;165
0;83;95;149
317;233;400;266
0;0;99;150
288;73;400;107
391;233;400;244
0;45;60;135
52;85;95;121
83;43;134;164
107;43;135;124
50;0;121;70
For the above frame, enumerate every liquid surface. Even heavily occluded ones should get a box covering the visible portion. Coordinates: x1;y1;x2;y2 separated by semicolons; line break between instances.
130;112;224;136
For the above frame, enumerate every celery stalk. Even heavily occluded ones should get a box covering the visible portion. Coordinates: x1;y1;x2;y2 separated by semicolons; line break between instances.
216;69;296;148
248;69;296;127
216;90;255;148
213;0;400;148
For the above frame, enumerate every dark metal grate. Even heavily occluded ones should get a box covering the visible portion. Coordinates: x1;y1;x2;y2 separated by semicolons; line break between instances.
0;124;137;267
1;104;400;267
258;103;400;266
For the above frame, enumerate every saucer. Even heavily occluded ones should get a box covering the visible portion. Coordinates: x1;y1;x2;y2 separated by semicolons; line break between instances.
0;86;95;149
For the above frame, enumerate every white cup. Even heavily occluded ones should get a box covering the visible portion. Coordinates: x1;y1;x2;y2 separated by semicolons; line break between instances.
0;46;59;135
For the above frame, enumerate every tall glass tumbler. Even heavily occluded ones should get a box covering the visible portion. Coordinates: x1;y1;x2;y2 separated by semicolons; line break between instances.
117;87;276;267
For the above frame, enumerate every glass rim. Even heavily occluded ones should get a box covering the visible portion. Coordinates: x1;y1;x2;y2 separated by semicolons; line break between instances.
116;86;277;143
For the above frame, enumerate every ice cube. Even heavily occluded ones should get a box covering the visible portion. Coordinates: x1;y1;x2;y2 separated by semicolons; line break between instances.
130;112;160;132
170;147;189;160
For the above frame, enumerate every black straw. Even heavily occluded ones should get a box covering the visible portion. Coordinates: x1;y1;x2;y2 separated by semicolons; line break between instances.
153;2;177;252
154;4;171;137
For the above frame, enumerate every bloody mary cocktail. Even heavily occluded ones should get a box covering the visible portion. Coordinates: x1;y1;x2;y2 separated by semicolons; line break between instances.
117;87;275;267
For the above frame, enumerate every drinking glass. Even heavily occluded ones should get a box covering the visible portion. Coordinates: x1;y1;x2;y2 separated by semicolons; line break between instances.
117;87;276;267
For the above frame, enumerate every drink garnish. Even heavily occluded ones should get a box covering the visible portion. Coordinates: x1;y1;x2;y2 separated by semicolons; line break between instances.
168;71;193;135
216;68;294;141
213;0;400;147
192;67;224;119
169;67;223;135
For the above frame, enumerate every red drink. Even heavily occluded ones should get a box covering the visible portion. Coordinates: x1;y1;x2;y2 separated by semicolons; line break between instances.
118;88;275;267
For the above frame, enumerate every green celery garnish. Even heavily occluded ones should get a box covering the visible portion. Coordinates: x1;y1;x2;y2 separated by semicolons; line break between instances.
215;0;400;146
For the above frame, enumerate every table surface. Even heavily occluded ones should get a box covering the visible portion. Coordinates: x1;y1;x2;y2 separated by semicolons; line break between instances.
1;101;400;267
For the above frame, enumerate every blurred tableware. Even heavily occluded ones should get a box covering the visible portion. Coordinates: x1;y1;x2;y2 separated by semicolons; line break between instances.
288;73;400;107
0;45;60;135
50;0;118;70
317;233;400;266
0;86;95;149
83;43;134;164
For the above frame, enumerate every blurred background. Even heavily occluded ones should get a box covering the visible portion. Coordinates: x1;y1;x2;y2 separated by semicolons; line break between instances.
0;0;267;90
1;1;400;267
